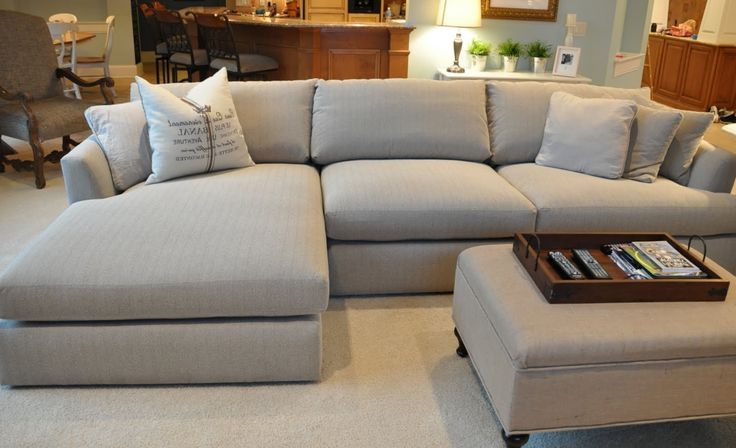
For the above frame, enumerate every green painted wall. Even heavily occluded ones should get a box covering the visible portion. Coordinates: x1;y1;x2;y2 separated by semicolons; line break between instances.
407;0;654;87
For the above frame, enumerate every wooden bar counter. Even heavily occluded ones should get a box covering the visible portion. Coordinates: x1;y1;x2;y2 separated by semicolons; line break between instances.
219;14;413;81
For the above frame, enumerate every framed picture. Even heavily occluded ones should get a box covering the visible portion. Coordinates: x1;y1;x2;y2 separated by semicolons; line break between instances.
552;46;581;77
481;0;558;21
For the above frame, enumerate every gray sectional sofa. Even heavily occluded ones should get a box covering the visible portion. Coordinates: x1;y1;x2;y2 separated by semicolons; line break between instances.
1;78;735;385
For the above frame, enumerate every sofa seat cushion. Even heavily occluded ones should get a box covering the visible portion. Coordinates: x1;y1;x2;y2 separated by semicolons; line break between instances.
497;163;736;235
321;160;537;241
0;164;329;321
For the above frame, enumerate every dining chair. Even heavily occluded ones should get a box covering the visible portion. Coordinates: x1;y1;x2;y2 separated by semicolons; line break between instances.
48;13;77;23
0;11;114;189
139;1;170;83
75;16;116;97
154;9;208;82
188;12;278;81
47;22;81;99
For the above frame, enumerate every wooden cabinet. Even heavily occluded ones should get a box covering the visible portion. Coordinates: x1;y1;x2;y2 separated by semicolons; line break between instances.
307;0;346;22
646;34;736;111
348;13;380;22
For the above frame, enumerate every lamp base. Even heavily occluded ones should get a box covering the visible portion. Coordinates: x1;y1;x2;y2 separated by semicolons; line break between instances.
447;32;465;74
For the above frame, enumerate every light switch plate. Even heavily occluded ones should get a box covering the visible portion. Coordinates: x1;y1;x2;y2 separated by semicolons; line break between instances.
574;22;587;37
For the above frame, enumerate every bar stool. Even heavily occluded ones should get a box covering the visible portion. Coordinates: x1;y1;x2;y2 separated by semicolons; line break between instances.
154;9;208;82
188;12;278;81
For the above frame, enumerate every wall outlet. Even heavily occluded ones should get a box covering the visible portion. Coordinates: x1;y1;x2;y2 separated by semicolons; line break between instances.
574;22;587;37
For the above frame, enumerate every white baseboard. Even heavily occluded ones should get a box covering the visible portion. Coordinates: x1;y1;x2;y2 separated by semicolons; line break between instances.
75;65;141;78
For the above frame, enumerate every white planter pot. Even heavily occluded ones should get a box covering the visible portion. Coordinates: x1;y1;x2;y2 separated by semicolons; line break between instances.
470;55;488;72
533;57;548;74
503;56;518;72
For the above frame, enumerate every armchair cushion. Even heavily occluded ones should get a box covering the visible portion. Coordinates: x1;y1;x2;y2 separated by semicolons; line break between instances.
0;96;94;141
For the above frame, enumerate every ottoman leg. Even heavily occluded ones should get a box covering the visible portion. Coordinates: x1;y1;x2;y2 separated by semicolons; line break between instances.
453;327;468;358
502;431;530;448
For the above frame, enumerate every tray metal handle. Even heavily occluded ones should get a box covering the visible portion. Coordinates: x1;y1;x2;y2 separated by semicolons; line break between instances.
524;234;542;271
687;235;707;263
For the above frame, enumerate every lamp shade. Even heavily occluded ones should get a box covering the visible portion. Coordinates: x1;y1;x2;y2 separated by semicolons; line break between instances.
437;0;482;28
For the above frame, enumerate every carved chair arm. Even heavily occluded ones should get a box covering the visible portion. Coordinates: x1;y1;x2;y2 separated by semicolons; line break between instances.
56;68;115;104
56;68;113;88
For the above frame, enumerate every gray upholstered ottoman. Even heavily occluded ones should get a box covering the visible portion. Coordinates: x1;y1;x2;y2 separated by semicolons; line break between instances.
452;245;736;448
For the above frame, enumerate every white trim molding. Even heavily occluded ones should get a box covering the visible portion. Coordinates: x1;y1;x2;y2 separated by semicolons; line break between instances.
76;65;141;78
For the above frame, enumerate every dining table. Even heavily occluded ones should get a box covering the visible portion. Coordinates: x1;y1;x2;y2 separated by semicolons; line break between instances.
53;31;95;46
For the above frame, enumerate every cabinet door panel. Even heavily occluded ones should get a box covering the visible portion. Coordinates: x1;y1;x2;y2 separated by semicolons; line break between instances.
642;36;664;90
710;47;736;110
310;0;345;8
655;39;688;100
679;43;716;109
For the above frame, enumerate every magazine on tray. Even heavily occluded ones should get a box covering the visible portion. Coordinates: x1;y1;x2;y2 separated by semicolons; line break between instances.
630;240;704;276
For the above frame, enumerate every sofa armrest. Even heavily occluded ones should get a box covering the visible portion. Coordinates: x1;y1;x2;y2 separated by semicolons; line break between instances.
60;136;117;204
686;140;736;193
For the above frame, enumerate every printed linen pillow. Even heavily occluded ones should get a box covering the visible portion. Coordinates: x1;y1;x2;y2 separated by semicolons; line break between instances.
136;68;254;184
84;101;152;191
623;105;684;183
535;92;638;179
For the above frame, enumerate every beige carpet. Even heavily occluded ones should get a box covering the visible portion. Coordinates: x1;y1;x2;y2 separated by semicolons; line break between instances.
2;107;736;447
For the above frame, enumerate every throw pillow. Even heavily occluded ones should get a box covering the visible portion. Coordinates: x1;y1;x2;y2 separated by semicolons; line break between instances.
658;110;713;185
633;97;713;185
486;81;652;165
136;68;254;184
84;101;152;191
535;92;638;179
623;105;684;183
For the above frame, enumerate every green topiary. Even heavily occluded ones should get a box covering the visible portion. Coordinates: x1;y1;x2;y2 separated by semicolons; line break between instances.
525;40;552;58
497;38;522;58
468;38;491;56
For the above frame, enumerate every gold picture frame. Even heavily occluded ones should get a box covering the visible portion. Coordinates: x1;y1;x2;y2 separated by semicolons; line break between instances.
481;0;559;22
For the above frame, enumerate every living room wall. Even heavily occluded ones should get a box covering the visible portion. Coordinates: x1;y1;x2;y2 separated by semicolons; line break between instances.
2;0;136;75
407;0;655;87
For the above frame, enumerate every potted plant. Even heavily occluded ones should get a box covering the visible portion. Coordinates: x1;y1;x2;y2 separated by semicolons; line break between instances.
467;38;491;72
497;38;522;72
526;40;552;73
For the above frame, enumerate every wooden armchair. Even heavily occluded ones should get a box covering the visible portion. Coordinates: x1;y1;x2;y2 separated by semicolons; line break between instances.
0;11;114;189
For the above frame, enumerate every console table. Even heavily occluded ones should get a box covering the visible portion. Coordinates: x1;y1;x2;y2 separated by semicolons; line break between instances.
437;68;592;84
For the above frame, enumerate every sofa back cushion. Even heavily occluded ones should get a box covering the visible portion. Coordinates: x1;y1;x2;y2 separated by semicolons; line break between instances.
487;81;651;165
310;79;491;164
130;79;316;164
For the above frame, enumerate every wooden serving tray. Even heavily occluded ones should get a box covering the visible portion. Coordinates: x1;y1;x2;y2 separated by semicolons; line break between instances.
512;233;730;304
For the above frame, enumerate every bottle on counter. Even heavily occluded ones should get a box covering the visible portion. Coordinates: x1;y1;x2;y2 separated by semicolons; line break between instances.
384;6;392;22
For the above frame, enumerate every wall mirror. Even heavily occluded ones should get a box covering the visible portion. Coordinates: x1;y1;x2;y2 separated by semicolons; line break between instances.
481;0;559;21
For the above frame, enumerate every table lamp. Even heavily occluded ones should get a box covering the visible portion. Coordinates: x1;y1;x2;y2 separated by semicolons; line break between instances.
437;0;482;73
